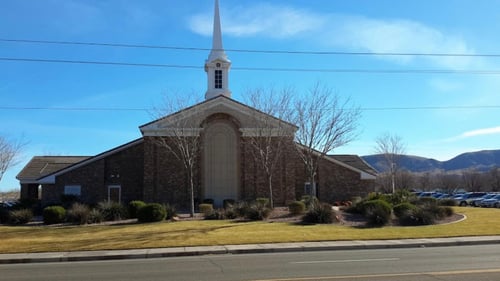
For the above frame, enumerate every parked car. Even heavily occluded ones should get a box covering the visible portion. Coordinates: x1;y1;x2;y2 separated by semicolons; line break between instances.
455;192;487;206
470;194;497;207
435;193;451;200
479;194;500;208
418;192;436;198
0;201;16;208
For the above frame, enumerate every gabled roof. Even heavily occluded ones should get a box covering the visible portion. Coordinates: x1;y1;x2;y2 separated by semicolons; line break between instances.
36;138;144;184
329;155;378;177
16;156;90;184
140;95;298;137
295;143;377;180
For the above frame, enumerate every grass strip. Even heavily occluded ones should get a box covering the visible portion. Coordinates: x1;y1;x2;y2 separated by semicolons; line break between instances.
1;207;499;254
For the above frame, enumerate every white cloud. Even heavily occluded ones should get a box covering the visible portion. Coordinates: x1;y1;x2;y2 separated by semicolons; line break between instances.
188;3;478;70
444;126;500;142
187;3;326;39
328;16;477;69
461;126;500;137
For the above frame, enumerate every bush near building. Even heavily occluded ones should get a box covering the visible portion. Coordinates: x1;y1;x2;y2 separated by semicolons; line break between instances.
43;206;66;225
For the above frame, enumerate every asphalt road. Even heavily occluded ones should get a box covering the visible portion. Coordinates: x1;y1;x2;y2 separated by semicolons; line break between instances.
2;245;500;281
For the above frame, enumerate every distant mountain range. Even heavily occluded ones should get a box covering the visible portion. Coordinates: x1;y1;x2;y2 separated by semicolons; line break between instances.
362;150;500;173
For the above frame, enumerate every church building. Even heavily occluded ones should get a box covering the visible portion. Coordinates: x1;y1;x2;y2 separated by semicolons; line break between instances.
17;0;377;208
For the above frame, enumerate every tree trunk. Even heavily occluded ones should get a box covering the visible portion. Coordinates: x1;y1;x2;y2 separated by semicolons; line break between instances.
268;174;274;209
189;169;195;217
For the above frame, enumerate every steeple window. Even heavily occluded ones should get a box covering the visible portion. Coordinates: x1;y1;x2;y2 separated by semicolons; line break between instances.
215;70;223;89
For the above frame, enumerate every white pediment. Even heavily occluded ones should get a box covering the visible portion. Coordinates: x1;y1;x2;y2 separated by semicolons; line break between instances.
140;96;297;137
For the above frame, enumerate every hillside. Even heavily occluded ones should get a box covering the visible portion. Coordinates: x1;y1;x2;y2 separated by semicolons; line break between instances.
362;150;500;173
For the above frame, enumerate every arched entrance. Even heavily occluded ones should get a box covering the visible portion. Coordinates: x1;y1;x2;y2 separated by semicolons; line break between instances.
203;120;239;207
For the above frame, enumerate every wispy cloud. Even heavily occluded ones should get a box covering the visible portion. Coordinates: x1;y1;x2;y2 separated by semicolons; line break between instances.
444;126;500;142
330;16;476;69
461;126;500;137
187;3;326;39
187;3;477;69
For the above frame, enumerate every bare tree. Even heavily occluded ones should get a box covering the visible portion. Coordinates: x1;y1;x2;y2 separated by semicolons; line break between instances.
396;170;415;190
293;83;361;197
489;166;500;192
374;133;406;193
245;87;295;208
0;135;25;183
462;168;483;191
435;171;460;194
151;97;202;217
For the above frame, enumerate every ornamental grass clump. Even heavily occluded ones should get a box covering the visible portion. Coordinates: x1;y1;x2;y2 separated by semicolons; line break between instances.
97;201;127;221
66;203;91;225
9;208;33;225
302;203;336;224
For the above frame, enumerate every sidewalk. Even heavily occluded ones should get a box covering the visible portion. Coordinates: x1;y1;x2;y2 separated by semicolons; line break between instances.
1;236;500;264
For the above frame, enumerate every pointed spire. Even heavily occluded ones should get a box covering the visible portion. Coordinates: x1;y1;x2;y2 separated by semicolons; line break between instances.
205;0;231;100
208;0;228;62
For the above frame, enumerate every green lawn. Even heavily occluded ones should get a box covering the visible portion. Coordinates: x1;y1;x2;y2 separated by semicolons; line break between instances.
1;207;499;254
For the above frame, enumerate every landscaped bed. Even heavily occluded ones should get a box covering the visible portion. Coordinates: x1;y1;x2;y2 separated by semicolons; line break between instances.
1;207;499;254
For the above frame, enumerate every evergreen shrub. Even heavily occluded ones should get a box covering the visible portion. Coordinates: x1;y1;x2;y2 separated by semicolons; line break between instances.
43;205;66;225
199;203;214;216
137;203;167;223
393;202;417;218
128;200;146;219
362;199;392;227
288;201;306;215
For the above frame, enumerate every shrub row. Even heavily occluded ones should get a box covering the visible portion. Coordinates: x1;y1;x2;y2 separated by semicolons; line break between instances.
199;199;272;221
345;191;456;227
36;200;174;225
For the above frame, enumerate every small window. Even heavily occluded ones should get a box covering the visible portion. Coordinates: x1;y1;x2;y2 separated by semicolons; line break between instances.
215;70;222;89
64;185;81;196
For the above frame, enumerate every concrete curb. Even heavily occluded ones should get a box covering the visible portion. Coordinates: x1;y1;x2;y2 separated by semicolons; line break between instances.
1;236;499;264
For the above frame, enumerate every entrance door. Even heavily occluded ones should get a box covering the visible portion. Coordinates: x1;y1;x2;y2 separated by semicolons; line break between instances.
204;121;238;207
108;185;121;203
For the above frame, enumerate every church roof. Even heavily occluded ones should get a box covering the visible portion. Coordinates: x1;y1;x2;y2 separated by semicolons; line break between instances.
329;154;378;177
140;95;298;136
35;139;144;184
16;156;90;184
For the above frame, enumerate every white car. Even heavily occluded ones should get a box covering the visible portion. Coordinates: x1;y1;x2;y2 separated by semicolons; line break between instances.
470;194;497;207
480;194;500;208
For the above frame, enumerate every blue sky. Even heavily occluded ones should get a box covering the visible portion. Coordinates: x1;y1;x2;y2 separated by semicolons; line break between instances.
1;0;500;191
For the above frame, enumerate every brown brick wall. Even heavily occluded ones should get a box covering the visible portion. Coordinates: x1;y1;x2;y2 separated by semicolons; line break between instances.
317;157;376;203
41;142;144;206
39;136;374;208
240;137;297;205
143;137;200;208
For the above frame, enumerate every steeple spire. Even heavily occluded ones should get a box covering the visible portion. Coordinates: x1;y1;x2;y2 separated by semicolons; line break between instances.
205;0;231;100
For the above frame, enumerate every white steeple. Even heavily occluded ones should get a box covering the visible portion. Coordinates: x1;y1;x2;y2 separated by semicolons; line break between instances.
205;0;231;100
